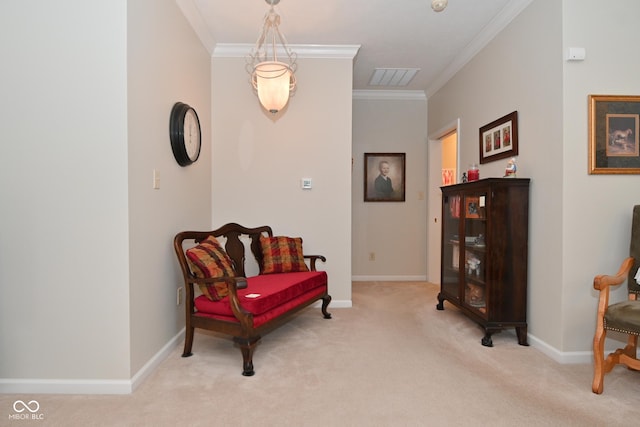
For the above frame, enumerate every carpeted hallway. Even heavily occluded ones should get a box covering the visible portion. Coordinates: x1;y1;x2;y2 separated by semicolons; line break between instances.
2;281;639;426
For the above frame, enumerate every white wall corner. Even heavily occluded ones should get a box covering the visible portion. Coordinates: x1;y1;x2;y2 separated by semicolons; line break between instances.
0;330;185;395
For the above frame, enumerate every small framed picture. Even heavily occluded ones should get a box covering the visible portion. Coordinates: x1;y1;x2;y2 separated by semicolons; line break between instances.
364;153;406;202
465;197;480;219
479;111;518;164
588;95;640;174
442;168;456;186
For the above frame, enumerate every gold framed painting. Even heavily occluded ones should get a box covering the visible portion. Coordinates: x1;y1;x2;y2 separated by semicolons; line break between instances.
364;153;406;202
589;95;640;174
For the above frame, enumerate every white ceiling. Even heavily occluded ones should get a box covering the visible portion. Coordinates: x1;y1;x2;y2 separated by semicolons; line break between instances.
179;0;533;96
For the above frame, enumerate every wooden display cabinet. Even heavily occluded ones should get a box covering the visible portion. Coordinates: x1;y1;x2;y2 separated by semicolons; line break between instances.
437;178;530;346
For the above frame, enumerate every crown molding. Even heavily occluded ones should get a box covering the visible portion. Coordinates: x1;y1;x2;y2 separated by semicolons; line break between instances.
426;0;535;97
213;43;361;59
352;90;426;101
176;0;216;54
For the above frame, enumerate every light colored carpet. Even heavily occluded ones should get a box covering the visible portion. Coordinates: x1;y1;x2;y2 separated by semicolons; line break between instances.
2;281;640;426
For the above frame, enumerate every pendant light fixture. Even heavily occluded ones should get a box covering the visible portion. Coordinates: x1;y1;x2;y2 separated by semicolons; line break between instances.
246;0;297;114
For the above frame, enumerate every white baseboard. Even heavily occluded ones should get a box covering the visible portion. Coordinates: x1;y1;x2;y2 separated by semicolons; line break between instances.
528;333;630;365
348;280;598;364
330;300;353;308
0;378;133;395
130;328;185;392
313;299;352;308
0;320;607;395
528;333;592;364
352;275;427;282
0;329;185;395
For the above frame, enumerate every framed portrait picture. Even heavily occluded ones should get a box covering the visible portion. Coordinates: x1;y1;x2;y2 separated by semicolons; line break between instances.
479;111;519;164
364;153;406;202
588;95;640;174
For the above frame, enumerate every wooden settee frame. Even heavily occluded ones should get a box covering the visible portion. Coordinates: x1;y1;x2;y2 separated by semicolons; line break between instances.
174;223;331;376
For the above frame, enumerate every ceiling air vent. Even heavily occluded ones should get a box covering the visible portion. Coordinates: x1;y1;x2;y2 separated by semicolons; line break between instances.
368;68;419;87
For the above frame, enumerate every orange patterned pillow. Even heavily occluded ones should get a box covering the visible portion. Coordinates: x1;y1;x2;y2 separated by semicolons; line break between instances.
185;235;235;301
260;235;310;274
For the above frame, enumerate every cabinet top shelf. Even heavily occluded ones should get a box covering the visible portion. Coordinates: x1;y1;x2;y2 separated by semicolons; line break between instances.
441;177;530;191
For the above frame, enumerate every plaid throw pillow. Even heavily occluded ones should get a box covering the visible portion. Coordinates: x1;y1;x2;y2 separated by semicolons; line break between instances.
185;235;235;301
260;235;309;274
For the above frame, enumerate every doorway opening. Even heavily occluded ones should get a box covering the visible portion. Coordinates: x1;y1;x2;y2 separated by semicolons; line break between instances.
426;120;460;284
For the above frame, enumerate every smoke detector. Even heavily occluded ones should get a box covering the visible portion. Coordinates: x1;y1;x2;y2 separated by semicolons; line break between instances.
431;0;448;12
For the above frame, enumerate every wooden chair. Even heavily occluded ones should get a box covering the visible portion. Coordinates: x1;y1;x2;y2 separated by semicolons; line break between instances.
592;205;640;394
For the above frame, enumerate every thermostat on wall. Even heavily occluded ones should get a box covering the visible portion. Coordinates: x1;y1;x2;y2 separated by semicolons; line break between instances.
301;178;312;189
567;47;586;61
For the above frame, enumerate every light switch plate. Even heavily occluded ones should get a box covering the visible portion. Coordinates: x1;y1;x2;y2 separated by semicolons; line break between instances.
153;169;160;189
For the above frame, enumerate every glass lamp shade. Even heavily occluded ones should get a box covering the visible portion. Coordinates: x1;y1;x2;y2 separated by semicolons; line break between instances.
253;61;294;114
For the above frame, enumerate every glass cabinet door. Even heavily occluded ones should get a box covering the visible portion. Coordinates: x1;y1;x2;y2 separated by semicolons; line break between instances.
462;192;487;317
441;193;462;303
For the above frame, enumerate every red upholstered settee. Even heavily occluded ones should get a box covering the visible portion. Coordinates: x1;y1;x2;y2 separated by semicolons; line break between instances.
173;223;331;376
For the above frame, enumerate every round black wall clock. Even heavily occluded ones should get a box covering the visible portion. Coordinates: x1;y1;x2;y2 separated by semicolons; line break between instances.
169;102;201;166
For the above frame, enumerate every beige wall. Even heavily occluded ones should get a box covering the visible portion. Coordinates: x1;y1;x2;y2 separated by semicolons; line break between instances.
429;0;640;359
430;0;565;352
127;0;212;377
0;0;131;384
4;0;639;395
561;0;640;352
0;0;211;392
352;94;428;279
210;51;356;304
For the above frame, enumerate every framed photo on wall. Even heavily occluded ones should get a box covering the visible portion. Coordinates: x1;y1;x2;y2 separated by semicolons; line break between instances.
479;111;519;164
588;95;640;174
364;153;406;202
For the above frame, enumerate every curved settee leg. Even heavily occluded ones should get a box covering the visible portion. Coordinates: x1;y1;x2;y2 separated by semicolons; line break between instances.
235;336;260;376
321;295;332;319
182;326;194;357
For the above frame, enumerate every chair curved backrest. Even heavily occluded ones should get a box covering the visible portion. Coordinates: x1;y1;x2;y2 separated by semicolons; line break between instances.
174;223;272;279
592;205;640;394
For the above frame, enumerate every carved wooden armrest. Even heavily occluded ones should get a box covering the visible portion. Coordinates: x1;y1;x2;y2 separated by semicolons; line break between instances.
190;275;254;327
304;255;326;271
593;257;635;319
593;257;634;291
224;278;254;329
